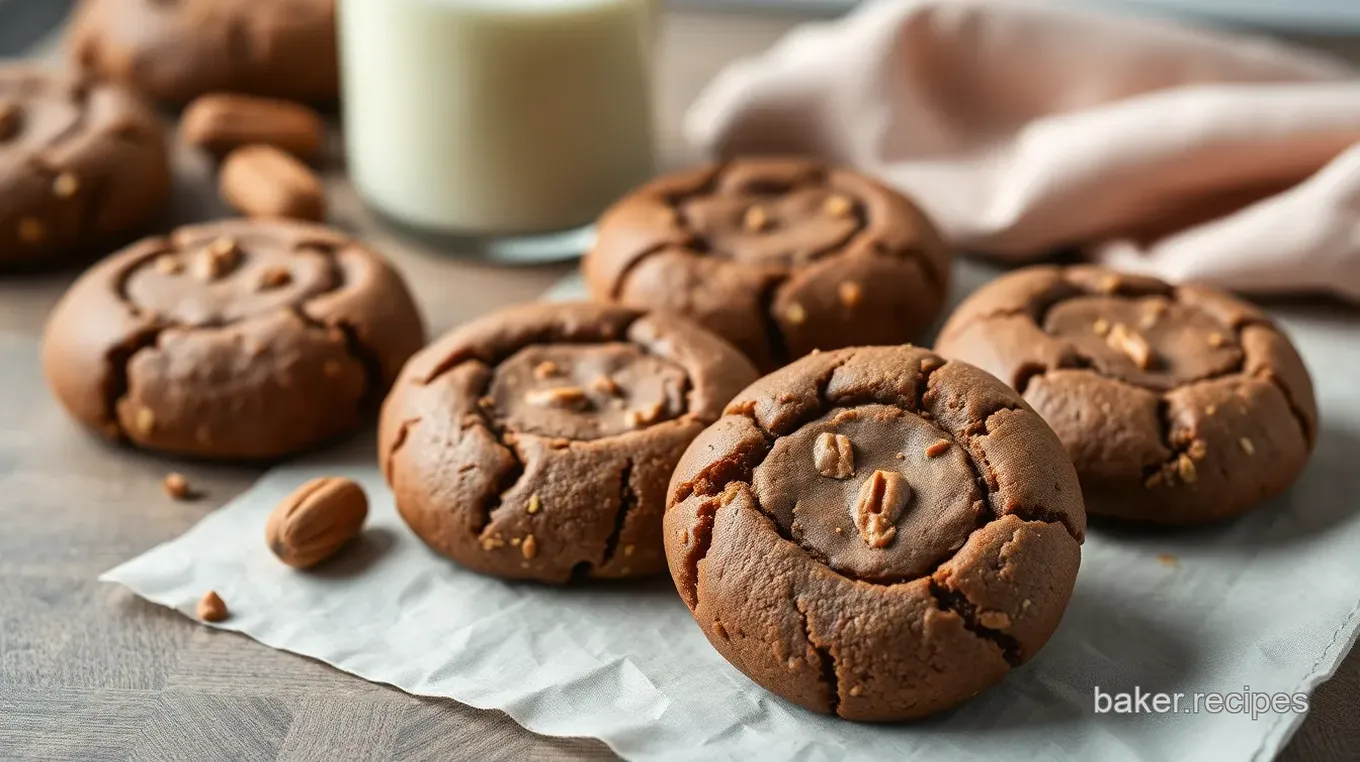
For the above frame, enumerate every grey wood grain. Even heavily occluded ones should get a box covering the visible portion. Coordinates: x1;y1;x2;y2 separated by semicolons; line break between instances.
0;9;1355;762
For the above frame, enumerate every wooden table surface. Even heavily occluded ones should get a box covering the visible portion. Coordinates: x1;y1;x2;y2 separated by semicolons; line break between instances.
2;9;1357;761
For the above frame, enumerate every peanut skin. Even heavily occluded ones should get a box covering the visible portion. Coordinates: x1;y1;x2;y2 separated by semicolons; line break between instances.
220;144;326;222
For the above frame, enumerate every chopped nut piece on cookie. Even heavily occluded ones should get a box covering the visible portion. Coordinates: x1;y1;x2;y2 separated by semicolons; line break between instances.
1239;437;1256;456
52;172;80;199
924;439;951;458
533;361;561;380
852;470;910;549
823;194;854;217
525;386;589;410
812;432;855;479
743;205;771;232
1106;323;1153;369
522;534;538;560
838;281;862;308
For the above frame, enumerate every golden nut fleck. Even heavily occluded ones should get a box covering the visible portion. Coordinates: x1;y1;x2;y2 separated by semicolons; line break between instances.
627;402;664;429
1177;453;1198;484
1092;318;1111;337
525;386;589;410
522;534;538;560
265;477;368;569
1187;439;1208;460
1240;437;1256;455
978;611;1011;630
17;217;45;243
257;266;292;290
852;470;910;549
510;537;521;546
848;685;864;698
784;303;807;325
812;432;855;479
838;281;862;308
743;205;771;232
52;172;80;198
623;544;636;557
1098;274;1121;293
533;361;561;380
197;591;228;622
526;494;542;515
1106;323;1153;369
1208;332;1227;348
1205;404;1218;416
162;472;193;500
823;194;854;217
924;439;951;458
154;255;184;275
591;375;621;396
134;407;156;434
198;237;242;280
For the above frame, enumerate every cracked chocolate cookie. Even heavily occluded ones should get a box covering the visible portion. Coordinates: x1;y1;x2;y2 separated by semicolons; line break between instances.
583;158;952;371
68;0;338;103
936;266;1318;525
379;303;759;584
0;66;169;268
664;345;1085;721
43;219;424;460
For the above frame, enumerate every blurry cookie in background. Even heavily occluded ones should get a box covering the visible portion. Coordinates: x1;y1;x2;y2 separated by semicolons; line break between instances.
43;219;424;460
0;65;168;268
935;265;1318;525
67;0;338;103
584;158;952;371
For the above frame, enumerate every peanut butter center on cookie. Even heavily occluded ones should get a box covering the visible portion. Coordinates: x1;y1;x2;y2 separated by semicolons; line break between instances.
487;343;688;440
1043;295;1242;390
751;404;983;583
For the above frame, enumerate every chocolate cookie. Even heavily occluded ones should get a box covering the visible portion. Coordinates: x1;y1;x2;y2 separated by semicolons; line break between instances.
379;303;759;584
583;158;951;371
43;219;424;460
68;0;338;103
936;266;1318;525
0;66;169;268
664;345;1085;721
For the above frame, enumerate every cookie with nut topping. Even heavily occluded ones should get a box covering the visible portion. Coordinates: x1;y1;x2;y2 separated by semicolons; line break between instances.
0;65;169;268
936;265;1318;525
42;219;424;460
379;302;758;583
664;345;1085;720
583;158;952;371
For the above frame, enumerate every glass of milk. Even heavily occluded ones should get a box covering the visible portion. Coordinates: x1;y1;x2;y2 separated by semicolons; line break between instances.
338;0;656;262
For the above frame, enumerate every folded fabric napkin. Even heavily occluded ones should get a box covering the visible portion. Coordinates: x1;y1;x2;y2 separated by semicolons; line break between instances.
685;0;1360;302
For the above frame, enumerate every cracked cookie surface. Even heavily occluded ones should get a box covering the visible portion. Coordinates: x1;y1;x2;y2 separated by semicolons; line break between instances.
379;302;759;584
42;219;423;460
582;158;952;371
936;265;1318;525
0;66;169;267
68;0;338;103
663;345;1085;721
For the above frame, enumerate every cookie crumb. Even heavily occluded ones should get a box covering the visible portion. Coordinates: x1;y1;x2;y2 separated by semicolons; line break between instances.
154;254;184;275
1176;454;1197;484
823;194;854;217
848;685;864;697
526;386;588;410
591;375;621;396
533;361;561;380
257;266;292;290
1092;318;1111;337
522;534;538;560
52;172;80;199
17;217;45;243
1208;332;1227;348
838;281;863;308
197;591;228;622
924;439;951;458
1157;553;1178;567
784;303;806;325
978;611;1011;629
162;472;193;500
743;205;771;232
813;432;855;479
527;494;541;515
1239;437;1255;455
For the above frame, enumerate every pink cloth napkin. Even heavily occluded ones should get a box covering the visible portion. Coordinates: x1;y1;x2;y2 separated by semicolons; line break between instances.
685;0;1360;302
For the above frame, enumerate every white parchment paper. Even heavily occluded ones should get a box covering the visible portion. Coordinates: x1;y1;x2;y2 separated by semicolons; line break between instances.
104;263;1360;761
